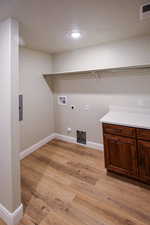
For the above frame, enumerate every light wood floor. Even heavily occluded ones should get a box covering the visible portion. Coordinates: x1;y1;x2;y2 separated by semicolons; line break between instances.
19;139;150;225
0;218;6;225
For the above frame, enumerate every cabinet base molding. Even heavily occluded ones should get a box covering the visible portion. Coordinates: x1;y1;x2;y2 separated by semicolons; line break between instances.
107;169;150;186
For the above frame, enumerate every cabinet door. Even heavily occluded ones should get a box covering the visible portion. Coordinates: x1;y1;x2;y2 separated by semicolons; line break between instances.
104;134;137;176
138;140;150;183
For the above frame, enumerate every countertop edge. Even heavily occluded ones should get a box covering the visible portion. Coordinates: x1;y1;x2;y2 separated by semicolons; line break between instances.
99;119;150;130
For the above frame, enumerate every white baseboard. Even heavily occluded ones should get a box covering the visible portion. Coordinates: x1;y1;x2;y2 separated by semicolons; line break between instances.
54;133;104;151
0;203;23;225
20;133;103;160
20;133;55;160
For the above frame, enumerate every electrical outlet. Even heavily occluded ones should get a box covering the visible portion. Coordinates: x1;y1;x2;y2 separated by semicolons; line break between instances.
67;127;72;132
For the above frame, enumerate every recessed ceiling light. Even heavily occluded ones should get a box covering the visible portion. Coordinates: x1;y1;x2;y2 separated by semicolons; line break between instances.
71;31;81;39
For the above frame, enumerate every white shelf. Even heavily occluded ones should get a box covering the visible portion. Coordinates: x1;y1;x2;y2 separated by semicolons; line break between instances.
43;65;150;77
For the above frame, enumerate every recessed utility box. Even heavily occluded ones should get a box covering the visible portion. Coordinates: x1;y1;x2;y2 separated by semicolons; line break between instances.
140;3;150;20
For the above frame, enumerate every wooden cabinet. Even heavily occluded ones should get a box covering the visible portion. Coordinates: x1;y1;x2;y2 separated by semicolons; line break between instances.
137;128;150;140
102;123;150;184
104;134;137;177
138;140;150;183
103;123;136;138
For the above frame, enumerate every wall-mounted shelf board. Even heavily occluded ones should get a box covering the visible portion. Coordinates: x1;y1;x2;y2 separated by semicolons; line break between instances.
43;65;150;77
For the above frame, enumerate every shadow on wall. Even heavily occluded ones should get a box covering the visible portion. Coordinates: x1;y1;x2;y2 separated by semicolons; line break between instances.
44;76;55;92
45;69;150;95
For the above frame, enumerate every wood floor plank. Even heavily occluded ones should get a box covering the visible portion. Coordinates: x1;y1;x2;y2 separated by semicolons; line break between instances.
32;150;98;185
21;164;75;203
41;143;102;173
73;193;147;225
19;139;150;225
70;175;150;224
40;211;74;225
22;155;72;185
47;140;103;169
49;139;101;158
0;219;6;225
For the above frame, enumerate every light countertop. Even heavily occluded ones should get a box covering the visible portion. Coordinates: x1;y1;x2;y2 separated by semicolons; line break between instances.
100;111;150;129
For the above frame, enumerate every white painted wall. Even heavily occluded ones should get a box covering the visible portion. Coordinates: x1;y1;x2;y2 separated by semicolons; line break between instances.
53;35;150;73
19;47;54;151
50;35;150;145
19;35;150;148
0;18;21;213
53;70;150;145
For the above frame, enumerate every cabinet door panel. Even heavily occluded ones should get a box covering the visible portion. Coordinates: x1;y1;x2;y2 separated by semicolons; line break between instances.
138;140;150;183
104;134;137;176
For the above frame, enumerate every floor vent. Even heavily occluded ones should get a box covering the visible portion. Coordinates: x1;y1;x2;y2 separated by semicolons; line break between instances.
77;130;86;145
140;3;150;20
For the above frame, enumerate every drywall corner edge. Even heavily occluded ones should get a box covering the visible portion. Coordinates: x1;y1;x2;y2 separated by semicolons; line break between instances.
0;203;23;225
